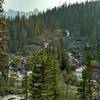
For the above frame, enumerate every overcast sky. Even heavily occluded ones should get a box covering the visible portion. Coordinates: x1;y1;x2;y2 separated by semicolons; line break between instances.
4;0;95;11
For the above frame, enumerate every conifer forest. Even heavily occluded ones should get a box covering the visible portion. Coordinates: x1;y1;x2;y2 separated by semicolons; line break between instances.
0;0;100;100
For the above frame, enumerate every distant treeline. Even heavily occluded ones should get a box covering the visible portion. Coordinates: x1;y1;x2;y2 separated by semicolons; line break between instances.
6;1;100;53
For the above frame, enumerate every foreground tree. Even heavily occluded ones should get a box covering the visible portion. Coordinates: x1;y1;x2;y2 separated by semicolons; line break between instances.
96;37;100;61
78;45;93;100
0;0;8;95
30;47;60;100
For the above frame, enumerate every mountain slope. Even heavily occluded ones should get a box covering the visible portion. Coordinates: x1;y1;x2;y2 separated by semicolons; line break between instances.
4;9;39;18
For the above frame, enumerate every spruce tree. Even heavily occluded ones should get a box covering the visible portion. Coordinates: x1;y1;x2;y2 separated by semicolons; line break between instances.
30;47;59;100
45;51;59;100
78;69;87;100
96;37;100;61
0;0;8;95
78;45;93;100
30;51;44;100
31;64;43;100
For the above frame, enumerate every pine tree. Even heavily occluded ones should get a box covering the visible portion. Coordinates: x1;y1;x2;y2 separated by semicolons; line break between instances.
0;0;8;95
78;45;93;100
30;46;59;100
45;51;59;100
96;37;100;61
85;46;93;100
31;64;43;100
78;69;87;100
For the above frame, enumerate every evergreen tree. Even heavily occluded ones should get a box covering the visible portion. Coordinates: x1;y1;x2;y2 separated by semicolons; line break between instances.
96;37;100;61
78;45;93;100
30;47;59;100
30;64;43;100
78;69;87;100
0;0;8;95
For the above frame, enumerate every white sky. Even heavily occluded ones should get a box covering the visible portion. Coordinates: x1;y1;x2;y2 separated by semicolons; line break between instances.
4;0;95;11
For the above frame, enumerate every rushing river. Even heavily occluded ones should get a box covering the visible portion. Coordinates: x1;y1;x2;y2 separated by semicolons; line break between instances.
0;95;24;100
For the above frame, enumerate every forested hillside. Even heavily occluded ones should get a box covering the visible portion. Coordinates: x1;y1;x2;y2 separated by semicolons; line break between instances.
6;1;100;53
